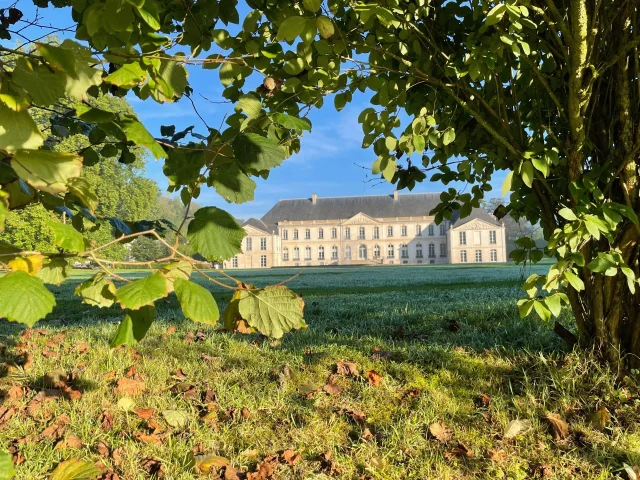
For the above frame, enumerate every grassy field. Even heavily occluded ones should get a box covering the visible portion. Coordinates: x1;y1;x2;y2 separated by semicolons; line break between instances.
0;264;638;479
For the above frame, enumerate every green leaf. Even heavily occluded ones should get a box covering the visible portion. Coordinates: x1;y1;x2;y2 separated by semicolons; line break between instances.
116;272;168;310
162;409;190;428
209;162;257;204
317;16;335;38
11;60;66;107
0;271;55;327
235;93;262;118
558;207;578;221
0;103;44;153
186;207;245;261
36;43;76;76
502;171;514;196
544;294;563;317
531;156;549;177
271;113;312;131
50;222;85;253
109;306;155;348
381;156;397;182
520;161;534;188
586;255;615;273
36;258;69;286
75;105;116;123
413;134;425;153
621;266;636;294
564;271;585;291
175;278;219;325
442;127;455;146
74;272;117;308
236;286;306;338
67;177;99;214
277;16;308;42
303;0;322;12
120;116;165;159
516;298;534;318
10;149;82;195
533;300;551;321
232;133;286;172
385;136;397;150
0;450;15;480
611;203;639;225
49;458;101;480
136;0;161;30
104;62;147;88
486;3;507;25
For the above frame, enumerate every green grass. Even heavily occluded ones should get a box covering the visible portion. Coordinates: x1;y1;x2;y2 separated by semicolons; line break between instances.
0;264;638;479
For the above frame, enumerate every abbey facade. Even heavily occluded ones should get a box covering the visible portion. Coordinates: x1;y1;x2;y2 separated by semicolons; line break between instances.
224;192;507;269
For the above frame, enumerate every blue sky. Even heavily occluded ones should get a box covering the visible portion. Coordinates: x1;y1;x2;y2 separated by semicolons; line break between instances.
8;1;507;220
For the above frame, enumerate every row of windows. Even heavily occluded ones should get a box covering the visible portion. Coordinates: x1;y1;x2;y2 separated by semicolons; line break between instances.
458;231;498;245
459;249;499;263
281;224;448;241
231;256;268;268
282;243;447;261
245;237;268;251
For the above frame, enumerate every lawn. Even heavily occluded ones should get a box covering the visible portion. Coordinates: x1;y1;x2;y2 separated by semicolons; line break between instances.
0;264;638;479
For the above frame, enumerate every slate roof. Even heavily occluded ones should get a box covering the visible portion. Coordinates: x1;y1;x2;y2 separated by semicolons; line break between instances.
260;193;442;228
450;208;501;227
242;217;271;233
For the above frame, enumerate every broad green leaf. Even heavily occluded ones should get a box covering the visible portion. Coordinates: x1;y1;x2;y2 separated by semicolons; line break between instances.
381;156;396;182
317;16;335;38
564;271;585;291
558;207;578;221
271;113;312;131
531;156;549;177
67;177;99;214
36;43;76;76
486;4;507;26
49;458;101;480
621;266;636;294
109;306;155;347
36;258;69;286
232;133;286;172
116;272;168;310
74;272;117;308
120;116;165;159
277;16;308;42
520;161;534;188
544;294;563;317
162;410;190;428
219;61;250;86
160;261;193;282
105;63;147;88
533;300;551;321
235;93;262;118
0;103;44;153
50;222;85;253
303;0;322;12
236;285;306;338
385;136;397;150
587;255;615;273
611;203;639;225
0;271;55;327
11;150;82;194
502;171;514;196
136;0;161;30
209;162;257;204
186;207;245;261
8;254;44;275
442;127;455;146
0;450;15;480
75;105;116;123
517;298;534;318
174;278;220;325
413;134;425;153
12;59;66;107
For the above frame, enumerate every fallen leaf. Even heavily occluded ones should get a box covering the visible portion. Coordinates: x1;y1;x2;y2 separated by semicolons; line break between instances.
403;388;420;399
56;434;83;450
117;397;136;411
134;432;162;444
124;365;137;378
162;410;189;428
545;412;569;440
338;407;366;424
336;361;359;377
22;352;34;370
73;342;90;354
323;383;341;396
367;370;382;386
195;454;231;474
201;353;218;362
444;441;474;459
39;414;70;441
49;458;101;480
281;449;301;465
503;419;532;439
247;454;278;480
6;385;25;400
590;407;610;431
319;450;342;476
475;394;491;407
100;411;114;431
0;407;16;427
487;449;507;463
115;378;145;396
27;389;60;420
103;370;116;381
141;457;165;478
241;407;251;420
162;326;177;339
173;368;187;379
96;440;111;457
134;408;155;420
361;428;374;441
429;421;453;442
41;349;59;358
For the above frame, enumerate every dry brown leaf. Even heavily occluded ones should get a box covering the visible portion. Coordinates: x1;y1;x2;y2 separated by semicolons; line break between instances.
403;388;420;399
444;442;474;459
141;458;165;478
367;370;382;386
241;407;251;420
162;326;177;339
201;353;218;362
56;434;83;449
124;365;137;378
134;408;155;420
323;383;341;396
103;370;116;381
173;368;187;379
247;454;279;480
41;349;59;358
115;377;145;396
361;428;375;441
39;414;70;441
429;422;453;442
26;389;60;420
545;412;569;440
100;411;114;431
336;361;359;377
281;449;301;465
7;385;25;400
590;407;610;431
487;449;507;463
134;432;162;444
338;408;366;424
73;342;90;354
319;450;342;476
96;440;111;457
22;352;34;371
475;393;491;407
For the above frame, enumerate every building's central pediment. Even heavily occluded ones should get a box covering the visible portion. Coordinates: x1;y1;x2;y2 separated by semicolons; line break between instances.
244;225;269;236
341;212;380;225
453;219;497;230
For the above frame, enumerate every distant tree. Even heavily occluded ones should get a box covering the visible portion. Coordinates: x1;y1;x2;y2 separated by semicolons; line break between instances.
482;197;542;254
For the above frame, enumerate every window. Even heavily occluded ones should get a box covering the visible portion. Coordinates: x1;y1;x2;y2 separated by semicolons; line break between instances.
416;243;423;258
293;247;300;260
359;227;365;240
490;249;498;262
374;245;380;259
282;230;288;240
260;238;267;250
401;244;409;258
345;246;352;259
359;244;367;259
428;224;434;236
318;228;324;239
305;247;311;260
429;243;436;258
345;227;351;240
260;255;267;267
332;246;338;260
387;226;393;237
318;246;325;260
373;226;380;239
440;224;446;235
459;231;467;245
440;243;447;257
489;231;497;244
416;225;422;236
460;250;467;263
232;257;238;268
475;250;482;262
331;227;337;239
387;244;394;258
283;248;289;261
401;225;407;236
305;229;310;240
246;238;252;251
293;229;299;240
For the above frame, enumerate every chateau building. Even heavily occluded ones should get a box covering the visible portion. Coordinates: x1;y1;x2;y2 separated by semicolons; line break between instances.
223;192;507;269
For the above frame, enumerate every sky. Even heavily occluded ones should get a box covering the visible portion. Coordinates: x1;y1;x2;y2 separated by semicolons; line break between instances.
7;1;508;221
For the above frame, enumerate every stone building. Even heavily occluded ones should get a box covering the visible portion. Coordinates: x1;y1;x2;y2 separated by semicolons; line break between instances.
224;192;507;269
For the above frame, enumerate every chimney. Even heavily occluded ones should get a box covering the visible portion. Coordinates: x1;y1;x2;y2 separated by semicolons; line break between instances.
393;190;399;201
312;193;318;204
